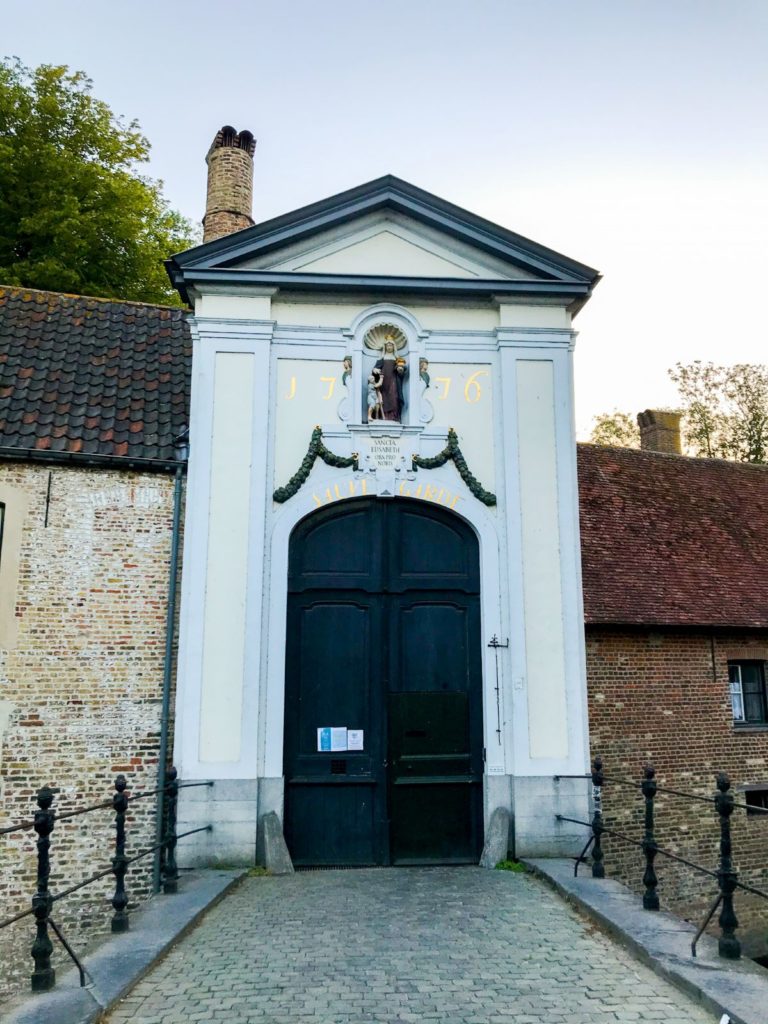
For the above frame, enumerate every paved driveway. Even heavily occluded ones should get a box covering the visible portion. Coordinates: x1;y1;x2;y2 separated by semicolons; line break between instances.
107;867;713;1024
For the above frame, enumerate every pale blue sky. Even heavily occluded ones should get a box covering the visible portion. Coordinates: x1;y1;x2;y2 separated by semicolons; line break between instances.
4;0;767;435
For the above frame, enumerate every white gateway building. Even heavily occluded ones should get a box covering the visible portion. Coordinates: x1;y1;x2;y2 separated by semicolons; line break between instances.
166;128;600;867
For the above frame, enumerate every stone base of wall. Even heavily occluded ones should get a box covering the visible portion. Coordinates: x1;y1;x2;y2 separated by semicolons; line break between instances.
512;776;590;858
176;773;592;867
177;779;259;868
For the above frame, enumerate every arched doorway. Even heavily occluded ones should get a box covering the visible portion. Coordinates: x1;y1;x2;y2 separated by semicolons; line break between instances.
283;497;484;866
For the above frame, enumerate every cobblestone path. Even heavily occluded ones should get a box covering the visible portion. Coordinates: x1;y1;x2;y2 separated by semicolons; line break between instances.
107;867;713;1024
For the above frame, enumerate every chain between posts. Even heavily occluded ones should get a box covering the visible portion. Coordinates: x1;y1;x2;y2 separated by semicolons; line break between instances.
0;768;209;993
556;759;768;960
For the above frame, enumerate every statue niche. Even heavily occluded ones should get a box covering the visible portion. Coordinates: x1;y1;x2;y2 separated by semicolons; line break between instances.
362;324;408;424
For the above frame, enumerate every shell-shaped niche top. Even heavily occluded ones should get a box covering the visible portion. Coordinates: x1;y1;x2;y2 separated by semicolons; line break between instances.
362;323;408;352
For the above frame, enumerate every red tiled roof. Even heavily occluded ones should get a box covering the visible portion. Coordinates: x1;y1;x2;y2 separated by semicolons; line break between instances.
578;444;768;628
2;285;767;627
0;286;190;463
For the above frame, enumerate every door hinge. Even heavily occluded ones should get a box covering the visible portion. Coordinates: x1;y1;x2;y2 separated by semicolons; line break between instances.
483;747;486;763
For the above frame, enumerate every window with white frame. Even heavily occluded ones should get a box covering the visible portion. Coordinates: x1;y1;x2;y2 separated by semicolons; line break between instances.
729;661;768;725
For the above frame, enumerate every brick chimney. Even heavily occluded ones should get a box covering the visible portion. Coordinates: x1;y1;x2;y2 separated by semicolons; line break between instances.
637;409;683;455
202;126;256;243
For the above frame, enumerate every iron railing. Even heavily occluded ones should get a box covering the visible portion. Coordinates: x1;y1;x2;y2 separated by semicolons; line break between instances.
0;767;212;992
555;758;768;959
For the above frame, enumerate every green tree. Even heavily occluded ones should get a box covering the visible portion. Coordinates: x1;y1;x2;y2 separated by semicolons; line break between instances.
0;59;197;304
589;410;641;448
669;361;768;463
667;361;727;458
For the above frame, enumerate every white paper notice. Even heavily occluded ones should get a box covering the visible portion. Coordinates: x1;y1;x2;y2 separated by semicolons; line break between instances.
347;730;364;751
330;727;348;752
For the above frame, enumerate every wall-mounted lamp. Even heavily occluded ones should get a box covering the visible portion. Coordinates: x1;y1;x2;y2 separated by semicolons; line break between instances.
173;427;190;463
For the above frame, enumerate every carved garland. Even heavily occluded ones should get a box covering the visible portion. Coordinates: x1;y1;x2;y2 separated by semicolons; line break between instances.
273;426;495;507
412;428;496;506
273;427;359;503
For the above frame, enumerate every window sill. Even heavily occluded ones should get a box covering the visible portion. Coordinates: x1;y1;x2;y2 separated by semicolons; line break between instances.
733;724;768;733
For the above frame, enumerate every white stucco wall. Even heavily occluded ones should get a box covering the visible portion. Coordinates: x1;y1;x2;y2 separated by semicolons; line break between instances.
174;225;591;860
198;352;255;763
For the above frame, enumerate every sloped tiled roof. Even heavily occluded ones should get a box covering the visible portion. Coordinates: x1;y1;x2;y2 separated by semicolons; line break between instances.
578;443;768;628
2;284;768;628
0;286;190;464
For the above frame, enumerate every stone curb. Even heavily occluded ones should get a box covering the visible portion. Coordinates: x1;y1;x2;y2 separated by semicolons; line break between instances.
1;869;246;1024
524;857;768;1024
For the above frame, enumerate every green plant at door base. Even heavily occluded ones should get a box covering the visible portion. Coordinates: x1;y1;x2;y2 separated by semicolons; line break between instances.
495;859;525;872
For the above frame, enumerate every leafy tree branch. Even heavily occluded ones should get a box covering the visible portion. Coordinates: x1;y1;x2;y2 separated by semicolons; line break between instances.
590;362;768;464
0;59;197;304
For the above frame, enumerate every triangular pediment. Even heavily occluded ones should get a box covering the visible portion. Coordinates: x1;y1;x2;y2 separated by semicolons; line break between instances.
238;211;543;281
167;176;600;306
298;228;477;277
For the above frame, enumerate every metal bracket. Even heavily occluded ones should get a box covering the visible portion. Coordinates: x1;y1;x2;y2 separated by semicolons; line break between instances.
487;635;509;745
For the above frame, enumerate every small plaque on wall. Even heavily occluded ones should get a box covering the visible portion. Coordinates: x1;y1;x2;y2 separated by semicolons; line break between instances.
317;727;348;752
347;730;364;750
368;436;403;470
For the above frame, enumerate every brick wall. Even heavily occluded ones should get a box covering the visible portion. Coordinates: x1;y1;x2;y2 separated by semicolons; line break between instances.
0;463;179;1000
586;627;768;959
202;146;254;242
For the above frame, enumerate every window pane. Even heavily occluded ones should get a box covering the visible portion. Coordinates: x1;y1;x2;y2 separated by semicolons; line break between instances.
729;662;767;723
741;663;763;693
729;664;744;721
745;691;765;722
730;686;745;721
746;789;768;816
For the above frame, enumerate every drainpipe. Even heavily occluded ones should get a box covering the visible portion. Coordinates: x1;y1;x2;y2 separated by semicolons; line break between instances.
153;429;189;892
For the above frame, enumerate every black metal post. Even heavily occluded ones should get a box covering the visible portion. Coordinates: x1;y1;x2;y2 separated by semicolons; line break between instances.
715;773;741;959
111;775;130;933
641;764;659;910
30;785;55;992
162;767;179;894
591;756;605;878
154;456;185;893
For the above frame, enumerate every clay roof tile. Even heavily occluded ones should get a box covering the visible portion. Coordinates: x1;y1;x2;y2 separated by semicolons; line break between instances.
0;284;190;462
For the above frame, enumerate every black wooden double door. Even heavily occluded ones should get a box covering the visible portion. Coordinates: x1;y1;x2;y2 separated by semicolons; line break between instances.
284;498;483;866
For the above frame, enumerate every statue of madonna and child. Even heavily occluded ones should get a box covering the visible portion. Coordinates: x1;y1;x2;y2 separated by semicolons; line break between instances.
367;339;407;422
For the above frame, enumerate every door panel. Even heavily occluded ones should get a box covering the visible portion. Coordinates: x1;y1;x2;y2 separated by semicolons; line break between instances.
388;502;480;591
284;498;483;866
289;502;384;592
394;600;472;693
388;689;481;864
287;783;378;866
294;601;372;756
389;783;480;864
284;594;385;866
